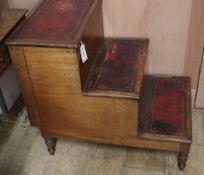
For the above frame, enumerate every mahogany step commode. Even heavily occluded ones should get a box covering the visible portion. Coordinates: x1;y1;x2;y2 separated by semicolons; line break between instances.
6;0;192;171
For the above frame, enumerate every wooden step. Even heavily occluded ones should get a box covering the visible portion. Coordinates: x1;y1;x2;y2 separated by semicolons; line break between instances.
82;38;149;99
139;75;192;143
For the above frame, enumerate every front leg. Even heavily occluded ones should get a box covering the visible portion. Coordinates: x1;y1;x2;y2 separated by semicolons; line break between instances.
178;144;191;171
44;137;57;155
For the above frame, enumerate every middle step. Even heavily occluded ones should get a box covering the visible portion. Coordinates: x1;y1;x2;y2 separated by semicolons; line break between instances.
82;38;149;99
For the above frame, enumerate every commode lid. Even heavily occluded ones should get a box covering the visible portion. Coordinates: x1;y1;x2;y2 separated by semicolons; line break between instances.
7;0;99;48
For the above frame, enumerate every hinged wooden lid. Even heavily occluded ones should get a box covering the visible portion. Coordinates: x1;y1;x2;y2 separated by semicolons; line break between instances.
0;9;27;42
6;0;100;48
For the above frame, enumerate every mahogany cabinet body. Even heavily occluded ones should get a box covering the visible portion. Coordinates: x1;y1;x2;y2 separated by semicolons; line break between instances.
9;45;185;152
7;0;191;161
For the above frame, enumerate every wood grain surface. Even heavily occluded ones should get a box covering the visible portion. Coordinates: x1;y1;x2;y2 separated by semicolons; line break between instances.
23;47;138;140
21;46;184;153
8;46;40;126
78;0;104;86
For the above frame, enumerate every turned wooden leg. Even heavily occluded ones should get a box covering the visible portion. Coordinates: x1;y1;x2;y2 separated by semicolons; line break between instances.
44;137;57;155
178;144;191;171
178;152;188;171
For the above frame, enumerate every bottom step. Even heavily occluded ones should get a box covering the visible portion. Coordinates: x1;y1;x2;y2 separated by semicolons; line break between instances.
139;75;192;143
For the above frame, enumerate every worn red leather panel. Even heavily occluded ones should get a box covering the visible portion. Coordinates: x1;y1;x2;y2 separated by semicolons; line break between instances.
96;40;141;92
140;75;190;137
150;78;187;135
85;39;147;93
16;0;93;42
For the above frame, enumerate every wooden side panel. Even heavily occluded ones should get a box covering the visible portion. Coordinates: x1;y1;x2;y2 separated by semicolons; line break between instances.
79;0;104;87
184;0;204;89
23;47;81;96
8;46;40;126
37;96;138;139
49;130;181;152
23;47;138;140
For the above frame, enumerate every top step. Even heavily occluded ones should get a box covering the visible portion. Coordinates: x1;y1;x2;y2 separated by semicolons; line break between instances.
6;0;100;47
83;38;149;99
